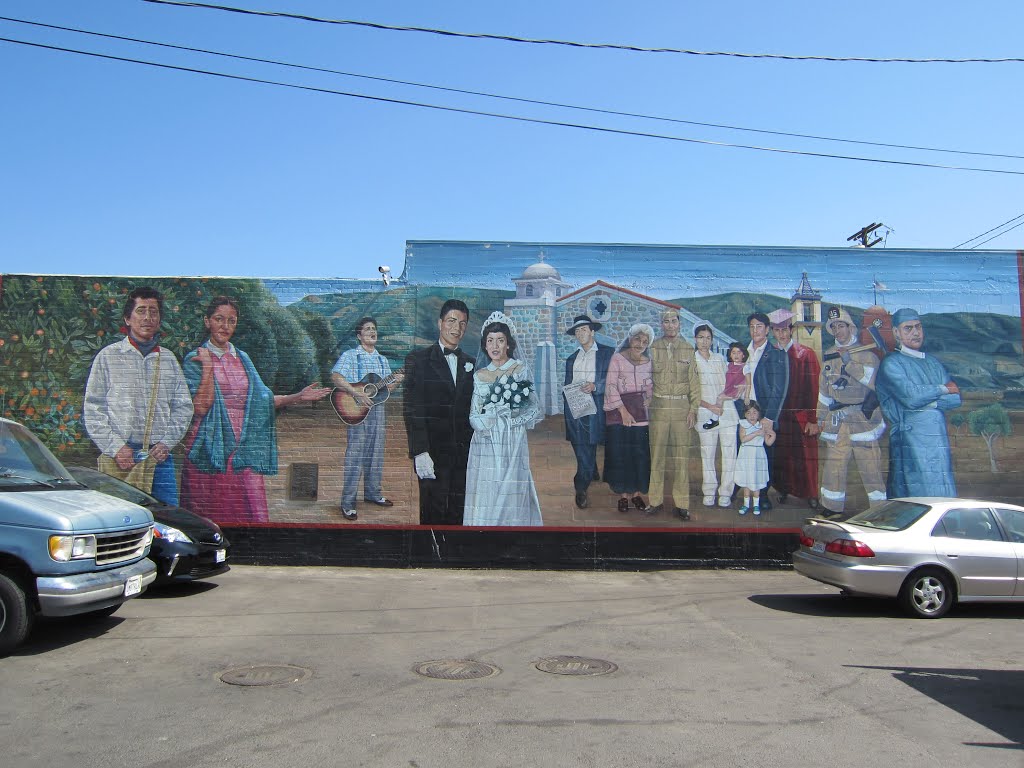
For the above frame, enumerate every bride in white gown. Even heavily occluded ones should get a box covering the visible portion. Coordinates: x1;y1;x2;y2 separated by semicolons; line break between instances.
463;312;543;526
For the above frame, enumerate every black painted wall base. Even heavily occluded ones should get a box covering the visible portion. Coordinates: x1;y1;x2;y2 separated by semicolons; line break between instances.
224;525;801;570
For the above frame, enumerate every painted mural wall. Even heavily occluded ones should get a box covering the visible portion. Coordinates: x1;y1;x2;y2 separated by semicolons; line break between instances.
2;242;1021;542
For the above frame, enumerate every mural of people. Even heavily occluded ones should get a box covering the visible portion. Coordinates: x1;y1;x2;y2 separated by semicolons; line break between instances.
735;400;776;516
562;314;614;509
403;299;475;525
604;323;655;515
815;307;887;516
768;308;821;510
181;296;329;524
330;316;404;521
464;313;543;526
876;307;962;497
692;324;739;508
83;286;193;504
647;310;701;520
741;312;790;513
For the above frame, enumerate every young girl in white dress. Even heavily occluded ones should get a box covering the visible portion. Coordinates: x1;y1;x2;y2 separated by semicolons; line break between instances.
734;400;776;516
463;312;543;526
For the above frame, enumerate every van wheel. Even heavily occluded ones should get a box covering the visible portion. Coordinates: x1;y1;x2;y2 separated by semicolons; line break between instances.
899;568;954;619
0;573;33;655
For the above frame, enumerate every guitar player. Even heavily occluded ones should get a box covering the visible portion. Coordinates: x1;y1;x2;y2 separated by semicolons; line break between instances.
331;317;404;521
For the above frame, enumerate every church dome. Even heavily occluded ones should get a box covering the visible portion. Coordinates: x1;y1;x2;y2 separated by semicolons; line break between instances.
521;259;560;280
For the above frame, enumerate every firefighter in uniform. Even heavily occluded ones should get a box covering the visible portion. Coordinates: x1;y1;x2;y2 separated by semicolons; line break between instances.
812;307;887;517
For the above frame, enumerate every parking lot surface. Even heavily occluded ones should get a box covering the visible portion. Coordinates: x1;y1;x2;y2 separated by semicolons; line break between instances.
2;566;1021;767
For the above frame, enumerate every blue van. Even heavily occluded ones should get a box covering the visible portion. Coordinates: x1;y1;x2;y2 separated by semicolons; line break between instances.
0;417;156;654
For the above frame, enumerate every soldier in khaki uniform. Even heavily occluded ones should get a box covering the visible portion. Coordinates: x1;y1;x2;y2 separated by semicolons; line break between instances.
812;307;887;517
647;309;701;520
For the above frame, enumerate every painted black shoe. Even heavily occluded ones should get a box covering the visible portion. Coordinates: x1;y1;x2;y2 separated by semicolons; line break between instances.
675;507;691;521
575;491;589;509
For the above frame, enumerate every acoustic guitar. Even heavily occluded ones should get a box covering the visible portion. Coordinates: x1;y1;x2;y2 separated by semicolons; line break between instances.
331;369;404;426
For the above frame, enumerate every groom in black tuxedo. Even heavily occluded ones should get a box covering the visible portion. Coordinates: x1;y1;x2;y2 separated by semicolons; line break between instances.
403;299;475;525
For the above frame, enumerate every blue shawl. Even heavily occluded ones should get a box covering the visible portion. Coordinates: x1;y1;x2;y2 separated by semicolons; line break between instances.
183;345;278;475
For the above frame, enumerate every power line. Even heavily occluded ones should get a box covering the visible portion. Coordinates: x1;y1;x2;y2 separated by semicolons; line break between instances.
968;219;1024;248
141;0;1024;64
4;35;1024;177
953;212;1024;249
5;15;1023;162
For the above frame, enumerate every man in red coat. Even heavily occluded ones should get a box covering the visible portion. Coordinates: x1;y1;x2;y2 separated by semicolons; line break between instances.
768;309;820;510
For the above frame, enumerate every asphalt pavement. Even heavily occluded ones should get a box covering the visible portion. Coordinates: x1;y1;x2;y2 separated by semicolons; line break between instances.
2;566;1022;767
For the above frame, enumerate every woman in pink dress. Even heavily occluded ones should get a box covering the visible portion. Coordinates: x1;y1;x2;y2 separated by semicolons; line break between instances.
603;323;655;514
181;297;329;524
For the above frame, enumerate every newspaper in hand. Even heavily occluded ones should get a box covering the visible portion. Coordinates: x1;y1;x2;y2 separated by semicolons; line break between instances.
562;381;597;419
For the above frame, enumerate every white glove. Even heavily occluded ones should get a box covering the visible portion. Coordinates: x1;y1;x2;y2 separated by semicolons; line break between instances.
414;452;436;480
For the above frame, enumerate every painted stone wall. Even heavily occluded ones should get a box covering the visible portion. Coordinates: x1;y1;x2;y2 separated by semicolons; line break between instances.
2;243;1021;557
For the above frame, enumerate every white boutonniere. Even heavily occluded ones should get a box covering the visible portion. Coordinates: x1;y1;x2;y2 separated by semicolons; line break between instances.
464;362;474;372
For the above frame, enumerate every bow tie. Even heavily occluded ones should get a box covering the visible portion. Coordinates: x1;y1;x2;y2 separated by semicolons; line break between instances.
443;348;458;357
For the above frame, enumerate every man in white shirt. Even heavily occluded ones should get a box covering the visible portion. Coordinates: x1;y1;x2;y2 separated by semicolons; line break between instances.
83;286;193;504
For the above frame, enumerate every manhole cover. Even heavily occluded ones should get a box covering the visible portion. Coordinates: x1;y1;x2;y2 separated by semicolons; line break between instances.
534;656;618;676
414;660;501;680
219;665;312;686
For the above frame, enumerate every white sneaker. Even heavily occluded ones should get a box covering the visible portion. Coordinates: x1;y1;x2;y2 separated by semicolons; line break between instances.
718;496;732;508
702;496;716;507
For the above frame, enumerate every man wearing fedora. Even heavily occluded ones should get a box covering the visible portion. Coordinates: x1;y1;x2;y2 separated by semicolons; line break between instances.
814;307;887;517
563;314;614;509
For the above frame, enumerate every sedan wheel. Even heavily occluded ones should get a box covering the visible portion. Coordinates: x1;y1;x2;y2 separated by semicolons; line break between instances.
899;568;954;619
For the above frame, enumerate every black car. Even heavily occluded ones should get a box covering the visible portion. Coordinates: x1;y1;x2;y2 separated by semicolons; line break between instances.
66;466;230;585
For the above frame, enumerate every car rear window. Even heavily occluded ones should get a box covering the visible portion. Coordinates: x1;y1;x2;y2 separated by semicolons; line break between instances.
845;500;931;531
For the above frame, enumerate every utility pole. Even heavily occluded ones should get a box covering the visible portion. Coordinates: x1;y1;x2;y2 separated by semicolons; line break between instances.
847;222;885;248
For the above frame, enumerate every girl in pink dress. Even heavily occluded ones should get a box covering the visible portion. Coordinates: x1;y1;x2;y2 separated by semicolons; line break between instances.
703;342;751;430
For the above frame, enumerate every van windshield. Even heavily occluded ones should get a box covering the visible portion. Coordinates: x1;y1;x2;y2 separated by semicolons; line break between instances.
0;420;77;489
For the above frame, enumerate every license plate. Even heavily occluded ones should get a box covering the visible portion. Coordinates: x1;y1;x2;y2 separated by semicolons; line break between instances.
215;549;226;564
811;541;826;554
124;574;143;596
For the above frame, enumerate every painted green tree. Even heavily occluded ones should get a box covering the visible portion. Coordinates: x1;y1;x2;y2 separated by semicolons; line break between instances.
949;410;967;437
967;403;1012;473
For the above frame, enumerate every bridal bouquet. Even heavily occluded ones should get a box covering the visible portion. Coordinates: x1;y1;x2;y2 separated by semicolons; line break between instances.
484;375;533;412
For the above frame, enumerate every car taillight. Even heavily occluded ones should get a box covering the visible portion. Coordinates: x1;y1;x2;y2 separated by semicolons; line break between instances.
825;539;875;557
799;534;815;548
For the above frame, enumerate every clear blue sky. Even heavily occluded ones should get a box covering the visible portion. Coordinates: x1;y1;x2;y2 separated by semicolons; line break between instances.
2;1;1023;280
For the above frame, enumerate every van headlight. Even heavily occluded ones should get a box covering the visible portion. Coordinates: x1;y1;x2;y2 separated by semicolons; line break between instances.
49;534;97;561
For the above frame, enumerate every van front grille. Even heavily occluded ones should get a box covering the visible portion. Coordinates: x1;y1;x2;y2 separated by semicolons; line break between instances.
96;526;151;565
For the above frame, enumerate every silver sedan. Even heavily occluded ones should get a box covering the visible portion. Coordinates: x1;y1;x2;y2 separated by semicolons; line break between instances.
792;498;1024;618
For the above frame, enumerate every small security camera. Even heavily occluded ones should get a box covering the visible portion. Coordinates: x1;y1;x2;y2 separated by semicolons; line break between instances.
378;265;391;274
